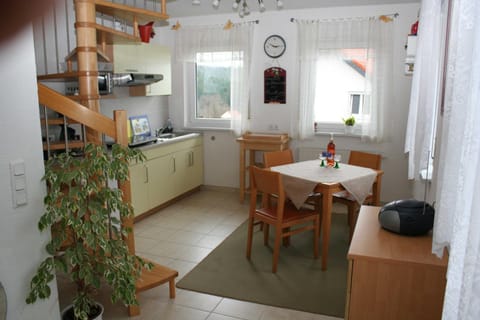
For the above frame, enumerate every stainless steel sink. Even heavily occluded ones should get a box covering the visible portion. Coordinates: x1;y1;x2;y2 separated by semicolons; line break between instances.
158;133;176;139
155;132;200;145
158;132;193;139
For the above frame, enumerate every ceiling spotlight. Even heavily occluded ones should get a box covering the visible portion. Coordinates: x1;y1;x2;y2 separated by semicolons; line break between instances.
258;0;266;12
276;0;284;9
232;0;241;10
192;0;201;5
212;0;220;8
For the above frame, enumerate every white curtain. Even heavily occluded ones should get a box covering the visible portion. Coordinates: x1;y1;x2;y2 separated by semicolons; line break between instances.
295;18;394;141
175;23;254;135
404;0;445;180
432;0;480;319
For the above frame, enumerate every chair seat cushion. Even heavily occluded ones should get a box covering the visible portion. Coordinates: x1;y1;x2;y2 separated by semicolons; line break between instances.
256;202;317;222
333;190;355;201
333;190;373;203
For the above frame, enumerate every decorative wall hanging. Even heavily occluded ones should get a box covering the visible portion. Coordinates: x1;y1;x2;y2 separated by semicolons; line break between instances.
264;67;286;104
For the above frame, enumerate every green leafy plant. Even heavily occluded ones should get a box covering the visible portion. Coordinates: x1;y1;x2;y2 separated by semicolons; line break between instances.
26;143;151;320
342;116;356;126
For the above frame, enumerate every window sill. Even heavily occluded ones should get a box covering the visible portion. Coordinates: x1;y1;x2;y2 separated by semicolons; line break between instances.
184;126;233;133
315;131;361;138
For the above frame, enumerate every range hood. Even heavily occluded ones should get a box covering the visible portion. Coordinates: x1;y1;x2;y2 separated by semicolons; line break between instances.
112;73;163;87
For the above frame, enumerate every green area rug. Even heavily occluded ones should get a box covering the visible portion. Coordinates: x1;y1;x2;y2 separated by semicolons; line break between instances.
177;214;350;317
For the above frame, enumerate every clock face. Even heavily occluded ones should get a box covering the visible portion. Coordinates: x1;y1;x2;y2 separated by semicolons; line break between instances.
264;35;286;59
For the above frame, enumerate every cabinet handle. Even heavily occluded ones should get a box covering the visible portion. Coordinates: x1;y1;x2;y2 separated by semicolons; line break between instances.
190;151;194;167
144;165;149;183
173;156;176;173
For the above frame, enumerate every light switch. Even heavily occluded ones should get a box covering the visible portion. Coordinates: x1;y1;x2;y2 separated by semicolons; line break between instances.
10;159;27;208
13;161;25;175
15;175;26;190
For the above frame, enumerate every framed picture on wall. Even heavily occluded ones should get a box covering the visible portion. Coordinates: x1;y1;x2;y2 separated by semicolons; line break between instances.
264;67;286;104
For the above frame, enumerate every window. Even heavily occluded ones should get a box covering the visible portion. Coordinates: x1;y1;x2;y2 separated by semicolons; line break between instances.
314;49;369;133
186;51;244;129
349;93;364;115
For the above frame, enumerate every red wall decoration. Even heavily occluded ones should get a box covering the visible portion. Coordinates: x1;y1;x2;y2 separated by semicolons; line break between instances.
264;67;286;104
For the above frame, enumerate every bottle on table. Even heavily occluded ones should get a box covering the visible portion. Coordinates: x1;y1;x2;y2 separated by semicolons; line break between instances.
327;133;335;167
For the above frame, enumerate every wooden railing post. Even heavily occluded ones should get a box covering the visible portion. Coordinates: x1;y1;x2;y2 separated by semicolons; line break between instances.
114;110;135;255
74;0;101;144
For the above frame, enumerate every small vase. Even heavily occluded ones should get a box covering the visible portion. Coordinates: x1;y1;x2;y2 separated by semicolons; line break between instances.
344;125;354;135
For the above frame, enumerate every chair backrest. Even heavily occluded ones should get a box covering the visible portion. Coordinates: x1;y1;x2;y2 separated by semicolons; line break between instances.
348;150;382;170
263;149;294;168
250;166;282;196
250;166;286;216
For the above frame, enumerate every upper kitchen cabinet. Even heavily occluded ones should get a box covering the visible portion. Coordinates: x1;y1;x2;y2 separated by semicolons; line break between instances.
113;44;172;96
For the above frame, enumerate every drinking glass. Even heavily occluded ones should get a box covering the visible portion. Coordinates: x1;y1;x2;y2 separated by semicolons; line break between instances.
319;152;327;167
334;154;342;168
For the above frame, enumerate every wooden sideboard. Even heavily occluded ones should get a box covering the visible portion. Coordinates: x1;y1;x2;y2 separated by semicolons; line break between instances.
346;206;448;320
236;132;289;201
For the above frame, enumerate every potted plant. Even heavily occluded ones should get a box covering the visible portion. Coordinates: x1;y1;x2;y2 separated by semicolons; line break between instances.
26;143;151;320
342;116;356;135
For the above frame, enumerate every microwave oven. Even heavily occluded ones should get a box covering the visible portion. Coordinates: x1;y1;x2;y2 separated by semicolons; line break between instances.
65;72;113;96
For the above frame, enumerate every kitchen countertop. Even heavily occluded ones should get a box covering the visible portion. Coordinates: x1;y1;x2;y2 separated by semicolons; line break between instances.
134;132;202;151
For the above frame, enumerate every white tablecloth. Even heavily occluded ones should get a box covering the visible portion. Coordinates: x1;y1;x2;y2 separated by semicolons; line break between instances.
271;160;377;209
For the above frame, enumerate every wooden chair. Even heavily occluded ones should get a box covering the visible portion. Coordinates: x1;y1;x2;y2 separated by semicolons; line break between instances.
333;150;382;240
263;149;295;168
246;166;320;273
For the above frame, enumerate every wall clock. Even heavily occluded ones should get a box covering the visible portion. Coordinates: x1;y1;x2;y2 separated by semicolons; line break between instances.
264;35;286;59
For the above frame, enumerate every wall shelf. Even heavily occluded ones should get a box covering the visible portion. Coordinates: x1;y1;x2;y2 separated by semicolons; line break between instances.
37;72;79;81
43;140;85;151
96;24;141;44
95;0;169;24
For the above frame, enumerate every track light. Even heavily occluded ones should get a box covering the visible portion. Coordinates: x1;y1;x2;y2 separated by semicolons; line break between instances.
195;1;284;18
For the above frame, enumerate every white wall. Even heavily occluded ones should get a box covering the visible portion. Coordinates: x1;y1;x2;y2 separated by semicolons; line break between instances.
167;3;420;202
0;28;60;320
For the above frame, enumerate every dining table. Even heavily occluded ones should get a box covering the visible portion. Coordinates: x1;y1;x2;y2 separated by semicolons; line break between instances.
270;159;384;270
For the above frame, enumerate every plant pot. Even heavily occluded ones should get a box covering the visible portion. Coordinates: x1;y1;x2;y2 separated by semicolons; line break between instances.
138;22;154;43
61;303;104;320
344;125;354;135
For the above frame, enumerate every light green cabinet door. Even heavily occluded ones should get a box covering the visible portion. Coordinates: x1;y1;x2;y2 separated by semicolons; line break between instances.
113;44;142;73
147;154;176;209
183;145;204;192
143;46;171;96
129;162;149;217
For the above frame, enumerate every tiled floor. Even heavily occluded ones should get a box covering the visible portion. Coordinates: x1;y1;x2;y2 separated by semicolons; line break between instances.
58;187;343;320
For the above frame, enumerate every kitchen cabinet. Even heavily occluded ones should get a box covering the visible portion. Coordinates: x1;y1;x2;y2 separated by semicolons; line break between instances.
113;44;172;96
129;136;203;218
129;162;150;215
346;206;448;320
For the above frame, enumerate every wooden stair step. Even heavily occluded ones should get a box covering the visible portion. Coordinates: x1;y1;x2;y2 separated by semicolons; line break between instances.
136;258;178;294
129;258;178;316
